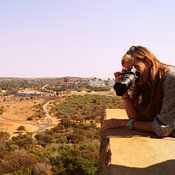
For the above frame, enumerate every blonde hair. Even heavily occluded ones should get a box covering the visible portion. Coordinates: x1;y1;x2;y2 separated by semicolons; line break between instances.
122;46;168;121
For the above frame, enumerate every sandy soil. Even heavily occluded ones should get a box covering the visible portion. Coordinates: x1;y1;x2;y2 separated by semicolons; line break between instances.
0;97;45;121
106;108;128;119
0;96;47;136
71;90;116;97
0;122;38;136
0;96;63;136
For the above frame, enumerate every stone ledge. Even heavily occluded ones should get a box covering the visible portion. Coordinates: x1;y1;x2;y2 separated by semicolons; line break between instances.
98;109;175;175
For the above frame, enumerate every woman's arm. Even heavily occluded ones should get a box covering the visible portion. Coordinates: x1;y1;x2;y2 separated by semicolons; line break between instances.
133;120;154;133
102;119;154;133
122;93;139;120
114;71;139;120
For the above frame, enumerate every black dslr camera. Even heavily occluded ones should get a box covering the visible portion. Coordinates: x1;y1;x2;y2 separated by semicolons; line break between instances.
113;66;141;96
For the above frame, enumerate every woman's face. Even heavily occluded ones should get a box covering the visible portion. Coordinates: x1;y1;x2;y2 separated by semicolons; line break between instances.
123;59;151;83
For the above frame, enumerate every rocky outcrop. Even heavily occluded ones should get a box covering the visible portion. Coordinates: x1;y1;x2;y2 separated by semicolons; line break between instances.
98;109;175;175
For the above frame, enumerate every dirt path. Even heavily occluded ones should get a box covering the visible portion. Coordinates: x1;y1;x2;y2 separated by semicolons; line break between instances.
42;100;54;124
0;100;59;136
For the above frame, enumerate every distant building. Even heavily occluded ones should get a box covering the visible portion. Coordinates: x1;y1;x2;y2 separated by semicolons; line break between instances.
15;91;43;97
89;78;106;88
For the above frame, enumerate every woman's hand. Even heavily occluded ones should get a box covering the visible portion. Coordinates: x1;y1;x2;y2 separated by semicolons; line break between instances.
101;119;126;130
114;71;122;81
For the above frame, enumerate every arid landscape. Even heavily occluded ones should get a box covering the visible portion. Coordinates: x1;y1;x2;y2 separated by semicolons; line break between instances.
0;77;115;136
0;77;123;175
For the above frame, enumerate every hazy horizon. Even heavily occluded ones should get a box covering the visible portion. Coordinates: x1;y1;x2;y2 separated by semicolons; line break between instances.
0;75;112;79
1;0;175;79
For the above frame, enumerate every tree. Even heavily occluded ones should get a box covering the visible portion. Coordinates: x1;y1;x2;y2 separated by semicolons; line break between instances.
61;118;72;130
0;131;10;158
0;131;10;147
0;150;37;174
35;133;55;146
17;125;26;133
0;107;3;115
60;152;97;175
11;133;34;148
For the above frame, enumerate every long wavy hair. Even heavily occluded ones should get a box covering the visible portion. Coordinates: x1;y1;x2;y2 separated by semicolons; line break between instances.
122;46;168;121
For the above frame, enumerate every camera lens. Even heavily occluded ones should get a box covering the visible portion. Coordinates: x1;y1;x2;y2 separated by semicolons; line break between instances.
114;74;135;96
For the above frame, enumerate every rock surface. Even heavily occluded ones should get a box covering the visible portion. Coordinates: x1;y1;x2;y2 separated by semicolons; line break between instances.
98;109;175;175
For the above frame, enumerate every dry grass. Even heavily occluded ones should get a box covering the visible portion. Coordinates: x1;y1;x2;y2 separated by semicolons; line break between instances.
1;97;45;121
0;97;45;136
0;122;38;136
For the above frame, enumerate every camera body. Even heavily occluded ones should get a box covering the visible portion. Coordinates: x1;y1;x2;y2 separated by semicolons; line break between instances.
113;66;141;96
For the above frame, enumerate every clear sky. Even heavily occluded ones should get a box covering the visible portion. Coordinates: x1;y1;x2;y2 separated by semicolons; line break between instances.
0;0;175;78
